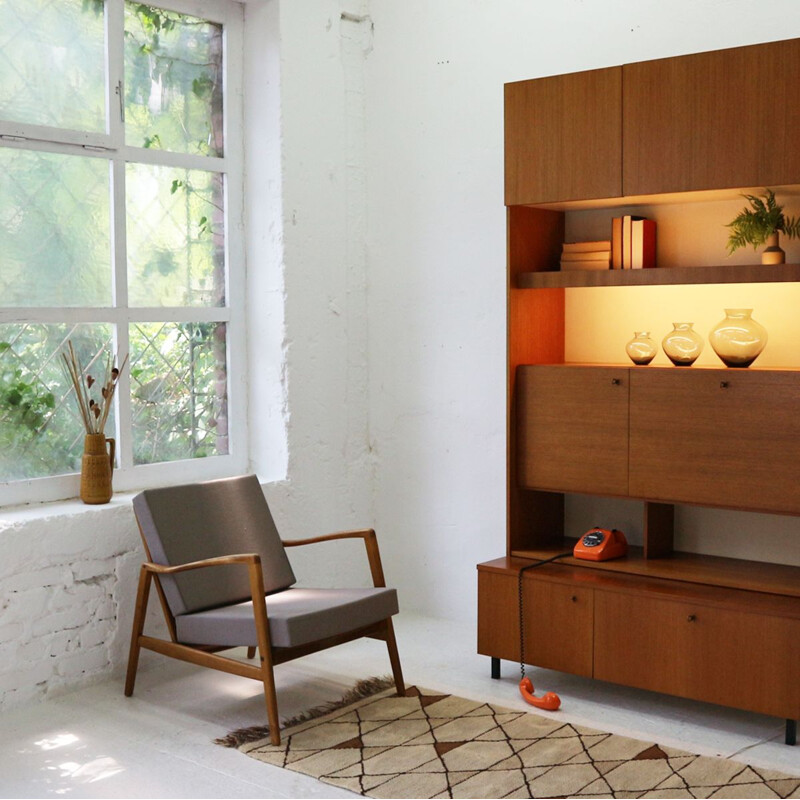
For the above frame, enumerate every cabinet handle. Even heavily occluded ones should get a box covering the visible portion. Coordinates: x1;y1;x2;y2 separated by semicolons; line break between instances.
687;614;697;622
611;378;621;386
720;381;729;389
571;595;578;603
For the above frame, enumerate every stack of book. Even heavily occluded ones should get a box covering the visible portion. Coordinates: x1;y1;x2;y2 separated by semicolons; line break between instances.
559;240;612;271
611;215;657;269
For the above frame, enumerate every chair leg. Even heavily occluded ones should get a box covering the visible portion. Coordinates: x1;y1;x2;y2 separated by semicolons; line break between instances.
384;618;405;696
246;646;256;659
259;656;282;746
125;566;152;697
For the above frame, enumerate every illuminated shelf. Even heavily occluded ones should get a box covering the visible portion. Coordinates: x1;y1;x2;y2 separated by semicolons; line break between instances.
517;263;800;289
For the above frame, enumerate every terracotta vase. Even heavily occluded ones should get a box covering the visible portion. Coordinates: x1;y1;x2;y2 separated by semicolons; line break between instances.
80;433;115;505
762;231;785;264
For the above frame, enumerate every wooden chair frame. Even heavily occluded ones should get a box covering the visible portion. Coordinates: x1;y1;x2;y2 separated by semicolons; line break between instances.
125;527;405;745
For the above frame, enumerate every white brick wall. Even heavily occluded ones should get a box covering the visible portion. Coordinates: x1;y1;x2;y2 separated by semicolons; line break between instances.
0;497;159;712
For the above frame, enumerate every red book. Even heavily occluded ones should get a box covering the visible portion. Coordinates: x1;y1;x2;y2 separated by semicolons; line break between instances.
631;219;657;269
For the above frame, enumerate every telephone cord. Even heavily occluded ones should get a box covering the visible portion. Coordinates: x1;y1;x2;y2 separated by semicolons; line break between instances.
518;552;573;680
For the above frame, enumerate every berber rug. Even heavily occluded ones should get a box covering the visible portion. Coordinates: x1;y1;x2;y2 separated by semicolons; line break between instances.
217;678;800;798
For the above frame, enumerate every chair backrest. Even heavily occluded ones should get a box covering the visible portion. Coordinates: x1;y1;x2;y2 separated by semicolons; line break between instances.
132;475;296;616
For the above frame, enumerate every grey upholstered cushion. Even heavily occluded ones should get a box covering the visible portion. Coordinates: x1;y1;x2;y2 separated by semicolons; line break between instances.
174;587;399;648
132;475;296;616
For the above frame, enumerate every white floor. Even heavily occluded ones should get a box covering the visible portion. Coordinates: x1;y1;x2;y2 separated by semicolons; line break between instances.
0;613;798;798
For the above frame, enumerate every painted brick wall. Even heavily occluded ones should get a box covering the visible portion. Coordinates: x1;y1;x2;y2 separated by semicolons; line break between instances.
0;499;152;712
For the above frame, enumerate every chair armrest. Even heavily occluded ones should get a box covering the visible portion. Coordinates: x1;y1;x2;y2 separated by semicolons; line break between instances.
143;553;262;575
282;529;387;588
282;528;375;548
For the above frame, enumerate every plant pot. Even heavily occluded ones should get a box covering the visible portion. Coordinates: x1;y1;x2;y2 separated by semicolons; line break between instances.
762;231;785;265
80;433;115;504
709;308;768;368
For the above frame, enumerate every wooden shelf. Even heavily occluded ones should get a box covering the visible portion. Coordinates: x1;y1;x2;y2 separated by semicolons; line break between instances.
509;541;800;598
517;262;800;289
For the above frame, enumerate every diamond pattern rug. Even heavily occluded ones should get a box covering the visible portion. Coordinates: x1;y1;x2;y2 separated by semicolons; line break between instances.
222;683;800;798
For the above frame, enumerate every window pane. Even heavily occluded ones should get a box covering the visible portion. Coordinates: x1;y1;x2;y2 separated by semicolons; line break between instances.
126;163;225;307
0;149;111;307
0;0;106;132
124;3;223;156
130;322;228;465
0;323;114;481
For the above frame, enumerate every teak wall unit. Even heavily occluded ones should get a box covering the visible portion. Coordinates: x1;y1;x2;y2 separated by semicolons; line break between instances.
478;37;800;745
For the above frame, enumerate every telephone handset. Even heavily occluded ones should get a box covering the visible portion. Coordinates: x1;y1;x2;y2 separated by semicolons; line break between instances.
573;527;628;561
519;677;561;710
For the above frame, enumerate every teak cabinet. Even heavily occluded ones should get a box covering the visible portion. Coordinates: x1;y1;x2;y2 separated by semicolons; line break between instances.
480;36;800;745
517;364;800;516
506;37;800;204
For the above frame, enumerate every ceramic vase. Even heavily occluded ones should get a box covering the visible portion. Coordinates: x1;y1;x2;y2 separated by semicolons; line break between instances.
761;231;785;265
625;332;657;365
80;433;115;504
662;322;704;366
709;308;768;368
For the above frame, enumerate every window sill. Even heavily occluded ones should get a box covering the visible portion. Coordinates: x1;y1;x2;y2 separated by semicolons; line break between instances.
0;492;136;529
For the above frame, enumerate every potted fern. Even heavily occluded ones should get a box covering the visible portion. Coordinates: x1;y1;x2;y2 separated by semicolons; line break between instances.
726;189;800;264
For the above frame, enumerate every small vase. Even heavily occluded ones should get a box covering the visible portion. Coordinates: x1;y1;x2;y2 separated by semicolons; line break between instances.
662;322;704;366
709;308;768;368
762;231;785;265
625;331;657;365
80;433;115;505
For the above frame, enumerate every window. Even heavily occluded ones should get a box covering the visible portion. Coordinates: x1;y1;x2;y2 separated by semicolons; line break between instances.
0;0;245;504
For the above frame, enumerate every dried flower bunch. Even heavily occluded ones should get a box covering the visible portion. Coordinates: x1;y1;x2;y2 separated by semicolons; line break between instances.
61;341;128;435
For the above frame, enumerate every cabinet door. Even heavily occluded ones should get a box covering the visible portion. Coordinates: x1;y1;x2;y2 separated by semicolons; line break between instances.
595;590;800;719
629;369;800;514
624;39;800;195
505;67;622;205
478;569;593;677
517;365;629;495
524;577;593;677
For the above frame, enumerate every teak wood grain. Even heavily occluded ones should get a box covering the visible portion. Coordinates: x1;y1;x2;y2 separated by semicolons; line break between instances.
623;39;800;195
505;67;622;204
595;591;800;719
516;365;629;496
478;558;800;618
629;368;800;514
477;569;593;676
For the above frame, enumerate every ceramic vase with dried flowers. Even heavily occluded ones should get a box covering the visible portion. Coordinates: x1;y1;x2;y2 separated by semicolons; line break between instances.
61;342;128;504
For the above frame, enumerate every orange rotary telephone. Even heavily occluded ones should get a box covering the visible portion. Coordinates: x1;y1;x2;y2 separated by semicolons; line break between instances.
573;527;628;561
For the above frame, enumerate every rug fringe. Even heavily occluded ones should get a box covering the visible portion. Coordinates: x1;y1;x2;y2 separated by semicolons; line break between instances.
214;675;396;748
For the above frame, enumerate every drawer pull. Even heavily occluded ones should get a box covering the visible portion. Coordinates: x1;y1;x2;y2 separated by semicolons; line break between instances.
611;378;621;386
720;381;729;389
687;614;697;622
571;595;578;603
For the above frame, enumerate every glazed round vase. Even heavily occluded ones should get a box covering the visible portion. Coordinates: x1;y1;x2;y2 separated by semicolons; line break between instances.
662;322;704;366
625;331;657;365
709;308;768;368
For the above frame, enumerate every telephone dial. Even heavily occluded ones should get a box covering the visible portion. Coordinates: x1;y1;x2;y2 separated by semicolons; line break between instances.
573;527;628;561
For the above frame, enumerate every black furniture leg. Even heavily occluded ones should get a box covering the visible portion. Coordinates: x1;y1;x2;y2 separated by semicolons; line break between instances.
491;657;500;679
786;719;797;746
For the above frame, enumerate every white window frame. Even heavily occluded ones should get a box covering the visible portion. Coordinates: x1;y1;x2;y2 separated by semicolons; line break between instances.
0;0;247;506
